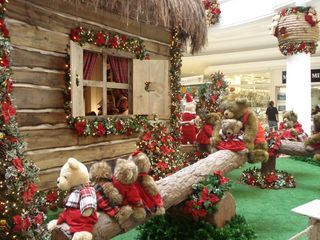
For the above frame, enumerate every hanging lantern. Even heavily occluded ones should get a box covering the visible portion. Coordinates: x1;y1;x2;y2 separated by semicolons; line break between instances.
268;6;319;56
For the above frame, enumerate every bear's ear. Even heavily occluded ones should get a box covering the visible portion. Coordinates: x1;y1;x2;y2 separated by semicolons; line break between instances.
116;158;126;165
67;158;80;169
235;98;250;107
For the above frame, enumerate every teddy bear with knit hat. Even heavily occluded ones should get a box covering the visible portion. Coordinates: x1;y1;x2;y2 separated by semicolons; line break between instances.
129;150;165;215
181;93;199;144
47;157;98;240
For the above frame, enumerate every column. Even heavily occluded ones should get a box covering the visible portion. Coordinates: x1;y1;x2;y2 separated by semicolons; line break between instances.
286;53;311;134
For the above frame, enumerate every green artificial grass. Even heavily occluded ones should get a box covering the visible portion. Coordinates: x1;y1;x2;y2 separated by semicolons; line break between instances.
113;157;320;240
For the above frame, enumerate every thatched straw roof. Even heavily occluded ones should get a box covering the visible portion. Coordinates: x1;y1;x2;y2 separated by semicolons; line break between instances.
67;0;207;53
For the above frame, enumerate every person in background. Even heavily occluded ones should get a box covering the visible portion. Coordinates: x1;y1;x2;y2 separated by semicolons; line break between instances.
312;105;320;115
266;100;279;131
113;89;128;115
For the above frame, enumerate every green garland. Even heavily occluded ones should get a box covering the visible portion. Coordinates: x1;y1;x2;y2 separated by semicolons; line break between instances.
0;1;48;239
183;171;231;220
169;29;183;139
65;27;149;137
240;167;296;189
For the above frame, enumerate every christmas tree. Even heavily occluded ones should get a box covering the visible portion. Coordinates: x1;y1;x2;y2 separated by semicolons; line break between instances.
0;1;47;239
136;122;188;180
197;71;228;119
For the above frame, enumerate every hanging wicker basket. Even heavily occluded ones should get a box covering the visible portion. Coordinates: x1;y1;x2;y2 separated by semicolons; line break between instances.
274;7;319;56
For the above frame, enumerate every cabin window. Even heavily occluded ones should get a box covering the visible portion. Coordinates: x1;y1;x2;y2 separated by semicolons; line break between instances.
81;50;132;116
70;41;170;119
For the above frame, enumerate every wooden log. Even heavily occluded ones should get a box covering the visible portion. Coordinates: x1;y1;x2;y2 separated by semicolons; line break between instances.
12;48;66;71
13;68;65;89
27;139;137;170
8;20;68;53
7;0;75;34
206;192;236;228
78;134;138;145
13;87;64;109
21;128;77;151
92;150;247;239
16;111;66;126
279;140;314;157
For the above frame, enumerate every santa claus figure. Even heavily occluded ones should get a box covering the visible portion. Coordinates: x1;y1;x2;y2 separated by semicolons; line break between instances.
181;93;199;144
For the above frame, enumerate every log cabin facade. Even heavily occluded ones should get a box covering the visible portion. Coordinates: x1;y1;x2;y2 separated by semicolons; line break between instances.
8;0;173;189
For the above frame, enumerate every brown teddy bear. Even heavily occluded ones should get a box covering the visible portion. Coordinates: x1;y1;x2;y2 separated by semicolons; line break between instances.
218;95;268;162
305;112;320;160
196;112;221;153
213;119;246;152
279;111;307;141
89;161;125;219
129;150;165;215
112;158;146;224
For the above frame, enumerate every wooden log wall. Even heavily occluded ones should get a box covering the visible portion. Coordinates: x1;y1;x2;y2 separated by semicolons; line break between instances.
7;0;171;189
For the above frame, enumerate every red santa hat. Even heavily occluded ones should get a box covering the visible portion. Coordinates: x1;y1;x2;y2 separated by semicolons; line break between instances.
185;93;193;103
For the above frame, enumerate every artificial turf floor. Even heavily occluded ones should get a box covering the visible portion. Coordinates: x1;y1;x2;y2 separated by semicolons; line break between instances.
113;157;320;240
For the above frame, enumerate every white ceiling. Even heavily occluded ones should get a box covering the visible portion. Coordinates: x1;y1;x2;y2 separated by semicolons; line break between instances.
182;0;320;77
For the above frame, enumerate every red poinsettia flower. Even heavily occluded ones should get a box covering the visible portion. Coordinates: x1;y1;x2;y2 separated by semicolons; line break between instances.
12;157;24;173
292;7;298;13
176;94;182;101
193;207;207;218
142;130;151;141
219;175;229;184
22;217;31;231
12;215;23;232
2;101;16;124
125;128;133;136
95;31;106;46
210;7;221;15
22;183;37;204
247;174;255;185
115;120;123;131
209;193;220;203
147;141;157;150
45;190;58;203
265;173;278;184
0;54;9;67
281;9;287;16
160;145;174;156
287;44;295;53
6;79;13;93
298;42;306;51
0;19;9;38
70;27;81;42
305;14;317;27
210;94;217;102
156;161;168;172
0;0;7;4
6;135;17;143
33;213;43;225
109;36;119;48
120;35;127;46
202;0;211;10
216;80;222;87
74;121;86;135
95;122;106;136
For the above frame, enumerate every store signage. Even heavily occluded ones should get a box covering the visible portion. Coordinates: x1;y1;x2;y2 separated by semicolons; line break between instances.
282;69;320;84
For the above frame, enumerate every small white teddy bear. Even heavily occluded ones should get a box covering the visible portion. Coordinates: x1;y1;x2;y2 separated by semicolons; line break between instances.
47;158;98;240
268;14;280;36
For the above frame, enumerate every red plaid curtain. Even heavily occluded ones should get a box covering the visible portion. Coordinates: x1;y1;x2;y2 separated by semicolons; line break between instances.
83;51;98;80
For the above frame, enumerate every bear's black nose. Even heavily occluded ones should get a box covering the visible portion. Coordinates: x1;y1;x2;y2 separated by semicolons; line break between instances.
57;179;60;184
